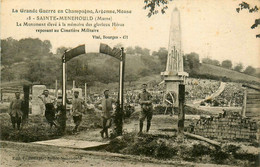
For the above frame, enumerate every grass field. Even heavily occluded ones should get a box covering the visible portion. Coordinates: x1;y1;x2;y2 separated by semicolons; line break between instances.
198;64;260;83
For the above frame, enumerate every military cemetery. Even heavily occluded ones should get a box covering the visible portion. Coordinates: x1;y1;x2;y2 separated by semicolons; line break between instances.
1;1;260;167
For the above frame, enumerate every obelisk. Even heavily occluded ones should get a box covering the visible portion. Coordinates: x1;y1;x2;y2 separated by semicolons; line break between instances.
161;7;188;107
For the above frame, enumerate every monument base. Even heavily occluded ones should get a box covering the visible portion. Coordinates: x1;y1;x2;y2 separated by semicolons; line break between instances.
161;71;188;108
164;80;180;107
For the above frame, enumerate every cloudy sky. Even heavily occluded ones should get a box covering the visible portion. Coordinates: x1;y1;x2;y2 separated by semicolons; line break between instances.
1;0;260;68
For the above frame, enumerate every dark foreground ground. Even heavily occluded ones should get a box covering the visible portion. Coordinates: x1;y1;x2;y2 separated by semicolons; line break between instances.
1;140;238;167
0;108;259;167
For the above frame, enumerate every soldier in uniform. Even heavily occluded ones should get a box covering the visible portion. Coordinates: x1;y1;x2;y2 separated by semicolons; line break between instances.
9;92;23;130
38;90;57;129
100;89;115;138
138;84;153;134
71;91;85;133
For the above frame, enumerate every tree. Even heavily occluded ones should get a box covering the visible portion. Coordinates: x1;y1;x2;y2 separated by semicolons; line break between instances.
236;2;259;38
152;47;168;70
202;57;212;64
244;66;256;75
139;68;151;77
25;56;60;86
126;46;135;54
202;57;220;66
18;38;52;60
212;60;220;66
140;55;161;74
1;68;15;81
1;37;20;69
67;58;85;83
1;38;53;65
1;37;54;82
221;60;232;69
234;63;243;72
95;57;119;84
134;46;143;55
184;52;200;72
142;48;150;56
144;0;170;17
125;73;138;85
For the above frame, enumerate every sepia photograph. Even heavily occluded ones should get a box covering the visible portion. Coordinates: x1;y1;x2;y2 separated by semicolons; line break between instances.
0;0;259;166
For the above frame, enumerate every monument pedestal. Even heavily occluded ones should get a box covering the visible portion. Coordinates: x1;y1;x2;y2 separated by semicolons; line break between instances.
161;71;188;107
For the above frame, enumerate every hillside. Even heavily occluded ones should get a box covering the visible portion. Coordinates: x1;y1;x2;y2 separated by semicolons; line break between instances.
2;53;260;90
68;53;153;74
255;68;260;74
2;37;259;90
198;64;260;83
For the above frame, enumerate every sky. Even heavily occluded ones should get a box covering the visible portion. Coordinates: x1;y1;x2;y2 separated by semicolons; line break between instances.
1;0;260;68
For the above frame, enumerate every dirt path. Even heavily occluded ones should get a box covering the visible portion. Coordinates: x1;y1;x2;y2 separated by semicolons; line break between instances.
0;141;235;167
63;115;195;142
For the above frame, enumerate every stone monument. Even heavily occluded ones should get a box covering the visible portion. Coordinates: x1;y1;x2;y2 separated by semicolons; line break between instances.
31;85;46;115
161;7;189;107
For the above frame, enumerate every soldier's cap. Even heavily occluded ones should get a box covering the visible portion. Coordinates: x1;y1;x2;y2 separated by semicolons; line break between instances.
142;83;148;86
74;91;79;93
103;89;109;93
15;91;20;94
43;89;49;92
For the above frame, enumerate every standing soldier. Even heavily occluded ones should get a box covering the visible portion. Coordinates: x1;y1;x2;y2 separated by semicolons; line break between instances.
38;90;57;129
9;92;23;130
100;89;115;138
138;84;153;134
71;91;85;133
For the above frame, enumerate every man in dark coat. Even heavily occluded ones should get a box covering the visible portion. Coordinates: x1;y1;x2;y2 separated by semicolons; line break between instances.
38;90;57;129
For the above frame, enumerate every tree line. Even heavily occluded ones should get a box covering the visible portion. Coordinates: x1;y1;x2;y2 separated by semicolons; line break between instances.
1;38;162;88
1;37;259;89
202;58;259;77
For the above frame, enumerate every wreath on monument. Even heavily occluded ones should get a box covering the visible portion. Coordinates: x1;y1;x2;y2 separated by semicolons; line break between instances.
165;91;177;106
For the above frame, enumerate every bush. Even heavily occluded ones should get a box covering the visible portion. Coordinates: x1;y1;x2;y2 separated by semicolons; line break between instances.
210;149;230;164
192;143;212;157
154;140;178;159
